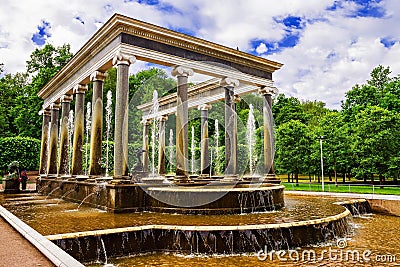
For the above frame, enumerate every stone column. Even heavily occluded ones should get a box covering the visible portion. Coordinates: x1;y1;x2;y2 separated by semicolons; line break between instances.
58;95;73;176
113;51;136;178
259;87;280;183
71;84;88;176
89;71;108;176
221;78;239;180
171;66;194;183
47;102;61;176
158;115;168;176
198;104;212;178
39;110;51;175
142;119;151;174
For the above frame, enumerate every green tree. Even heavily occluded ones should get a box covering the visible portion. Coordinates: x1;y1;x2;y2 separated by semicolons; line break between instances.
315;111;353;184
275;120;313;185
0;72;29;137
353;106;400;186
272;94;308;127
14;44;73;139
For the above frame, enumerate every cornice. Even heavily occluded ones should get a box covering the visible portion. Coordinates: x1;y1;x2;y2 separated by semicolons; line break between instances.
114;14;283;73
38;13;283;103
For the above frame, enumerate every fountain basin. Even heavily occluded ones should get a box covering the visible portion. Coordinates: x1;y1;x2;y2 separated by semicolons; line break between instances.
0;193;355;264
37;178;284;214
45;208;351;263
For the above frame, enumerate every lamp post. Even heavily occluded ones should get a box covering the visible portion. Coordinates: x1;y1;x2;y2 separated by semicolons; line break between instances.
319;136;325;192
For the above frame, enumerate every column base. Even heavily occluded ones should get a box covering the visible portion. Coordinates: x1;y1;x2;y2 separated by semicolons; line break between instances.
173;175;192;184
263;174;281;184
110;177;132;184
198;174;211;179
221;175;239;182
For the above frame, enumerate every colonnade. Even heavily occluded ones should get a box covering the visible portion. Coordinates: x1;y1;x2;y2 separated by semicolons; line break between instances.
39;51;277;182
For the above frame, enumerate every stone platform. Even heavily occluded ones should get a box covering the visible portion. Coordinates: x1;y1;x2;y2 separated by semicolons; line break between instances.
37;177;284;214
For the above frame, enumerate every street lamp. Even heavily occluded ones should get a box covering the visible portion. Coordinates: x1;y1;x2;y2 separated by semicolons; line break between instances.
318;136;325;192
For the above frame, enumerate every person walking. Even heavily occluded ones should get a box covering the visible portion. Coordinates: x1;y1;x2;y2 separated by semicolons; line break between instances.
20;170;28;190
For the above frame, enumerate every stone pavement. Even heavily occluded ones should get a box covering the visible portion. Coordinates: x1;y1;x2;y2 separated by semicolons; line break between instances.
0;217;54;267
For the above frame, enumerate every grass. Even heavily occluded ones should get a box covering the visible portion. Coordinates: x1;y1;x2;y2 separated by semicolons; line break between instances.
282;182;400;195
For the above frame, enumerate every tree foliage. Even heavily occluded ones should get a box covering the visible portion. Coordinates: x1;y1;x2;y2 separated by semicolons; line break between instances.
0;137;41;173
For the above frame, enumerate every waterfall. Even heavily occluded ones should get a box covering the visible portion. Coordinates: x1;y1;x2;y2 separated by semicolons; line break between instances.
214;119;220;174
105;91;113;177
191;126;195;174
246;104;257;175
151;90;159;176
68;110;74;174
85;102;91;175
169;129;174;173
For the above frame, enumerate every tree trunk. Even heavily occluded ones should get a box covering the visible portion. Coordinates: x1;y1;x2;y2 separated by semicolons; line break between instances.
287;173;290;183
379;173;384;189
371;173;374;185
329;171;332;182
317;173;320;183
295;171;299;186
363;174;367;183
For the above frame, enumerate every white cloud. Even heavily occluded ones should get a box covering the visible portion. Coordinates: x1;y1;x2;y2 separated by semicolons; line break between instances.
256;43;268;54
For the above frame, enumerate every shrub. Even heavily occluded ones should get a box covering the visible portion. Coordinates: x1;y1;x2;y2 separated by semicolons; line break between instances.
0;137;40;173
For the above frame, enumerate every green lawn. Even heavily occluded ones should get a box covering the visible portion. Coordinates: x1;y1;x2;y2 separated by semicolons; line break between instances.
283;182;400;195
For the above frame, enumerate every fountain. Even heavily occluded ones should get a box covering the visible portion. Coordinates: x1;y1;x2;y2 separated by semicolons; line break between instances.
169;129;174;173
31;86;355;266
57;188;76;204
85;102;92;176
214;119;220;175
150;90;159;177
0;15;371;266
191;125;195;174
105;91;112;177
245;104;258;178
68;110;74;174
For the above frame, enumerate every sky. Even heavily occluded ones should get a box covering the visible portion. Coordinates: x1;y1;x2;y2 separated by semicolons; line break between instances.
1;0;400;109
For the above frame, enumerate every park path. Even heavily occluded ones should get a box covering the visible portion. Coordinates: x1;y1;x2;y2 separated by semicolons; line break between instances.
0;217;54;267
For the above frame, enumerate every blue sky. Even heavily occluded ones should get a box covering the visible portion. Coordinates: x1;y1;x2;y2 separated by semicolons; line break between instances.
1;0;400;109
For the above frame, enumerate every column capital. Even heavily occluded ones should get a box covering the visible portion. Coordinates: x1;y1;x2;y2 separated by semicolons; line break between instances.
90;71;108;82
112;51;136;66
141;118;151;125
258;86;278;96
234;95;241;103
159;115;168;122
73;84;88;94
171;66;194;77
220;77;239;88
61;94;73;103
50;102;61;110
198;103;212;111
39;109;51;116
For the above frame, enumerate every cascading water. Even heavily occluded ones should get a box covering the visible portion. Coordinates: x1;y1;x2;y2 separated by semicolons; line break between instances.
246;104;257;176
150;90;159;176
191;126;195;174
46;121;51;175
68;110;74;175
85;102;91;175
105;91;113;177
45;186;61;199
169;129;174;173
214;119;220;175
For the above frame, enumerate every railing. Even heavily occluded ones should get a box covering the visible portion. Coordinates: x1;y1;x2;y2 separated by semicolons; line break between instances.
283;182;400;196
